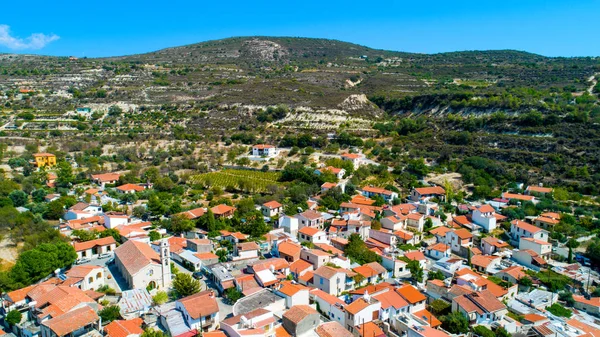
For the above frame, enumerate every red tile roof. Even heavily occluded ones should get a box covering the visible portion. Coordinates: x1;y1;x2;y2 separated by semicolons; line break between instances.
414;186;445;195
72;236;116;252
42;305;98;336
298;226;322;236
91;172;121;182
283;305;318;324
117;183;145;192
104;318;144;337
114;240;161;276
263;200;283;209
178;290;219;319
396;284;426;304
502;192;535;201
512;220;544;234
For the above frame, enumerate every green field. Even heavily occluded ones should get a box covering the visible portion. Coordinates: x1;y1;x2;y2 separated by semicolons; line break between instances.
190;169;281;193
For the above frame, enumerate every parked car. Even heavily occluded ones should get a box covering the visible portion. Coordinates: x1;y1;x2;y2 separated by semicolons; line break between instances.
76;257;91;264
193;272;203;280
98;252;113;259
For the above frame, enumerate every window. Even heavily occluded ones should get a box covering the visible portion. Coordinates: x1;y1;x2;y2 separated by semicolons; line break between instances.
320;278;323;285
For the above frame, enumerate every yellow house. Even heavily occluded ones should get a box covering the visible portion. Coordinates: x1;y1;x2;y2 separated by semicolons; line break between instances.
33;153;57;168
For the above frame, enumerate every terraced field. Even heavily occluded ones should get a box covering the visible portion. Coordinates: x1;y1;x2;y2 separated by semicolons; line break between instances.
190;169;281;193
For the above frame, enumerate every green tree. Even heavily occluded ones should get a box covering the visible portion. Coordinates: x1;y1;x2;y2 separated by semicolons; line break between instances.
152;291;169;305
55;161;74;188
216;249;228;263
169;214;194;234
566;238;580;263
519;276;533;288
441;311;469;334
149;231;161;241
172;273;201;298
99;228;122;243
6;310;22;325
408;260;424;283
473;326;495;337
8;190;28;207
429;299;451;316
427;270;445;281
141;329;168;337
225;287;243;303
98;305;121;322
345;234;381;264
45;200;65;220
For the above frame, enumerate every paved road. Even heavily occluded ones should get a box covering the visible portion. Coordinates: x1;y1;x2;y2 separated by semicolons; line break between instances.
76;254;124;293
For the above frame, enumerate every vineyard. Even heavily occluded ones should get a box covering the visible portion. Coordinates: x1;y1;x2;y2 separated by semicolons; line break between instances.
190;169;282;193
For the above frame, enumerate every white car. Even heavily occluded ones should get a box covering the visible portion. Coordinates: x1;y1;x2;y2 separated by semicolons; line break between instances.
98;252;113;259
76;257;91;264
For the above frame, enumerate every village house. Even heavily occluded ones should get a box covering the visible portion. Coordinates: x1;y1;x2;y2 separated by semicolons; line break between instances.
471;255;502;274
410;186;446;202
519;237;552;259
344;293;382;333
452;290;507;324
221;308;277;337
294;210;325;229
104;212;129;229
301;249;332;269
279;215;299;237
40;306;100;337
312;266;352;295
425;243;451;260
352;262;388;285
471;204;501;232
298;227;328;245
512;249;548;271
33;153;57;168
275;281;310;308
91;172;121;187
176;290;220;332
316;166;346;180
64;202;102;221
277;240;302;262
211;204;236;219
360;186;398;203
480;236;510;255
495;266;527;284
445;228;473;255
114;239;172;290
261;200;283;217
64;265;105;291
282;305;320;336
525;185;553;197
396;284;427;313
73;236;117;260
341;153;363;168
534;212;561;230
116;183;146;194
104;318;144;337
252;144;279;157
234;242;260;260
381;215;406;231
502;192;536;203
573;296;600;316
176;207;206;220
509;220;549;244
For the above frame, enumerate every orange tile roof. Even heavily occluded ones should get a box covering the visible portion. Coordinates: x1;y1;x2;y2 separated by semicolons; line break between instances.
414;309;442;328
298;271;314;283
404;251;426;261
453;228;473;239
353;265;379;278
341;153;361;159
114;240;161;276
523;313;548;323
356;321;385;337
42;305;98;336
315;322;353;337
91;172;121;182
72;236;116;252
574;295;600;307
321;182;337;189
471;255;500;269
211;204;236;215
498;266;527;280
314;266;344;279
253;144;274;149
278;281;308;297
177;207;206;219
477;204;496;213
279;241;302;257
104;318;144;337
527;186;553;194
283;305;318;324
481;236;509;248
263;200;282;209
350;195;375;206
393;230;414;241
204;332;228;337
179;291;219;319
361;186;394;196
194;252;219;260
373;289;408;310
396;284;426;304
428;243;450;252
237;241;260;251
512;220;544;234
116;183;145;192
345;298;371;315
414;186;445;195
502;192;535;201
290;259;313;274
298;226;322;236
314;243;344;256
429;226;452;236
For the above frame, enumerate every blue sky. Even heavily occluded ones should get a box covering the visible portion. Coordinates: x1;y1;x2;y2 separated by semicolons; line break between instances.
0;0;598;57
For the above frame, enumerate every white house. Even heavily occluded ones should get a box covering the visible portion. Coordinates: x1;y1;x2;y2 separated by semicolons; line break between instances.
104;212;129;229
294;210;324;229
114;239;172;290
252;144;279;157
262;200;283;217
298;227;328;244
406;213;425;232
360;186;398;203
73;236;117;260
234;242;260;260
425;243;451;260
344;293;382;333
312;265;349;296
381;215;406;231
279;215;299;238
445;229;473;254
472;204;497;232
341;153;363;169
176;290;220;332
509;220;549;244
519;237;552;259
64;265;105;291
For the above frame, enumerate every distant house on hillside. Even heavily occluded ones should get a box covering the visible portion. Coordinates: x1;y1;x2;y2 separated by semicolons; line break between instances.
252;144;279;157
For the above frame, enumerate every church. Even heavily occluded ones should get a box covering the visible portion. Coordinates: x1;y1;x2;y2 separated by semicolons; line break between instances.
114;239;172;290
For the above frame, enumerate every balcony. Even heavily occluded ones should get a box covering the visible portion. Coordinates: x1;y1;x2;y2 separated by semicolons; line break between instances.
201;319;215;328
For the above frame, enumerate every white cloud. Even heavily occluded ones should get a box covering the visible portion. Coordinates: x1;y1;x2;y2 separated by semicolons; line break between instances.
0;24;59;50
